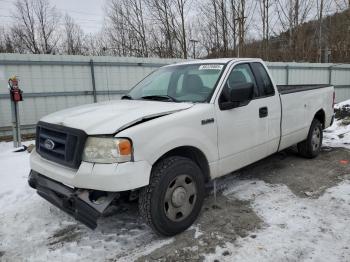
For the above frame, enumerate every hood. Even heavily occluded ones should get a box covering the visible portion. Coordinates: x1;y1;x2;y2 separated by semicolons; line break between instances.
40;100;194;135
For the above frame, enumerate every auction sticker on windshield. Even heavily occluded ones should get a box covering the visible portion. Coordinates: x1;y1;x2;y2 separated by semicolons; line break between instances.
199;64;224;70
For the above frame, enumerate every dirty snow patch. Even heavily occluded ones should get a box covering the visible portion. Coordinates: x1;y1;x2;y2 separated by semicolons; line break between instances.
204;179;350;261
324;99;350;149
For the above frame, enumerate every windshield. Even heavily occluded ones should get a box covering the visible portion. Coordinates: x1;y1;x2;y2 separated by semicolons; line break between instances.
127;63;225;102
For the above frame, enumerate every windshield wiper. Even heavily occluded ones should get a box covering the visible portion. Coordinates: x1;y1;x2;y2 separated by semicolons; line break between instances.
141;95;178;102
121;94;133;100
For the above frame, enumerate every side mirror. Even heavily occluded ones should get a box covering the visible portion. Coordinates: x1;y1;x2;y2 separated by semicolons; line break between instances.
230;83;254;103
220;83;254;110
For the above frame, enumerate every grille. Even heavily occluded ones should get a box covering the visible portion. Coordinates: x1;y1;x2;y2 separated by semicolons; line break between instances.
36;121;87;169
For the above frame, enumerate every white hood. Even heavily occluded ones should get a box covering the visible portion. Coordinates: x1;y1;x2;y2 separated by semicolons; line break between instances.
40;100;194;135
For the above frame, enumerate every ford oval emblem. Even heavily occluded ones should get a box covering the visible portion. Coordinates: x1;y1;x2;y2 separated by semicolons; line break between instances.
44;139;55;150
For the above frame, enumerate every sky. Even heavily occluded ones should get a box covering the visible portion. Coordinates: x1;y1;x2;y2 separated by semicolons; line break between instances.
0;0;105;34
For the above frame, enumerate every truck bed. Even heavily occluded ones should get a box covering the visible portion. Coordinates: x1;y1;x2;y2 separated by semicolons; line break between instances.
277;83;334;152
277;84;331;95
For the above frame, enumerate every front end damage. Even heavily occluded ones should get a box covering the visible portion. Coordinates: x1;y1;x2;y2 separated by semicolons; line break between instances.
28;170;118;229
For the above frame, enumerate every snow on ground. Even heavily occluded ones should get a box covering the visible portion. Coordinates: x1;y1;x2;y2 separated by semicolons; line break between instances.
324;100;350;149
205;179;350;261
1;100;350;262
0;142;172;262
323;119;350;149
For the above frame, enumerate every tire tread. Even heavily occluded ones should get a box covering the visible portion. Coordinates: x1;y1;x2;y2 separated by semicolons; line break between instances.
139;156;191;235
297;119;322;158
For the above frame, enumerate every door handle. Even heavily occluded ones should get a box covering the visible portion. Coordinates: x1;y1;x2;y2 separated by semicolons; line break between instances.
259;107;268;118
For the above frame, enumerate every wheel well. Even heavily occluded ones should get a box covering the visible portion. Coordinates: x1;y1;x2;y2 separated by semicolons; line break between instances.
314;109;325;129
156;146;211;182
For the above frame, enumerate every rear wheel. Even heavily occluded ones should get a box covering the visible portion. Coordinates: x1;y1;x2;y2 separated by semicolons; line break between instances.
297;119;323;158
139;156;205;236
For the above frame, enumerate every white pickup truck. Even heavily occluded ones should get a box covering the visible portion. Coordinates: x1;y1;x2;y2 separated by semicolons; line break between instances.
28;58;334;236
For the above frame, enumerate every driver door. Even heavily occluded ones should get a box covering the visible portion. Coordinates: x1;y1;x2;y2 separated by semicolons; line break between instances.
215;63;270;177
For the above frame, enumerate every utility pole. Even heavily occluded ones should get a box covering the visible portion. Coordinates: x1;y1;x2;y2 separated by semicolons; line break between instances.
318;0;324;62
265;0;270;59
189;39;199;59
231;0;237;57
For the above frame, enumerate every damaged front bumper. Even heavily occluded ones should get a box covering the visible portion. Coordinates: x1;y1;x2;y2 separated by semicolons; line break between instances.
28;170;118;229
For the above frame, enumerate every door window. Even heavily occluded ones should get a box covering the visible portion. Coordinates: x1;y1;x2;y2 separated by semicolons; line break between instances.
220;63;258;103
251;62;275;96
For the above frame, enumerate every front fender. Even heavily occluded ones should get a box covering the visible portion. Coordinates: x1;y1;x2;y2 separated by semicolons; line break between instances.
136;126;217;165
117;104;218;166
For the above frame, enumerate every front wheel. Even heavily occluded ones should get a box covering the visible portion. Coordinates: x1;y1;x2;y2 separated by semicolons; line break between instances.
297;119;323;158
138;156;205;236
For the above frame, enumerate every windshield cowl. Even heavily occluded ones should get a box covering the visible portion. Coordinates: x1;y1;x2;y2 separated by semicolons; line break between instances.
141;95;178;102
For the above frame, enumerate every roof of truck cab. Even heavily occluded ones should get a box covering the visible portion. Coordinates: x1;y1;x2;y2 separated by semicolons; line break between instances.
169;58;263;66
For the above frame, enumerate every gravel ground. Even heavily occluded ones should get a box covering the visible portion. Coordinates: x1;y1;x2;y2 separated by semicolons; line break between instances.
138;147;350;262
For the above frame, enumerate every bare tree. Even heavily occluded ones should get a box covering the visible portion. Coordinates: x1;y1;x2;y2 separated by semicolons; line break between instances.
174;0;188;58
106;0;149;57
316;0;333;62
85;32;109;56
11;0;40;53
63;14;85;55
219;0;228;55
332;0;350;61
275;0;314;60
0;27;15;53
334;0;350;23
334;0;350;10
1;0;349;63
199;0;231;57
11;0;61;54
199;0;220;54
235;0;256;56
147;0;177;57
258;0;273;59
34;0;60;53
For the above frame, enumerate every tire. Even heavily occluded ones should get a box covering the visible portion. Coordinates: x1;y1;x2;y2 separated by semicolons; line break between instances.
297;118;323;158
139;156;205;236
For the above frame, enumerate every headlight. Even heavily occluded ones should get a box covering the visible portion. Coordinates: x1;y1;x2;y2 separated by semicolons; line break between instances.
82;137;132;163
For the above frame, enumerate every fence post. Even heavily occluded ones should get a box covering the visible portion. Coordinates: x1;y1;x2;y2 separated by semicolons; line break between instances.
89;59;97;103
10;99;21;147
328;66;333;85
286;65;290;85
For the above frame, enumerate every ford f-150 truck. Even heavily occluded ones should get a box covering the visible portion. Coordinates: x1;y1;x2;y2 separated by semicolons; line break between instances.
28;58;334;236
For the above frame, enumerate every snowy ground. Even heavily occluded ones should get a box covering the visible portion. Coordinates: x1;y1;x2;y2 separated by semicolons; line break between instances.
205;179;350;261
323;100;350;149
0;141;174;262
1;101;350;262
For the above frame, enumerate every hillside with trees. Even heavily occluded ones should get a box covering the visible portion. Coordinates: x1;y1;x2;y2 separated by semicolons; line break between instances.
243;8;350;62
